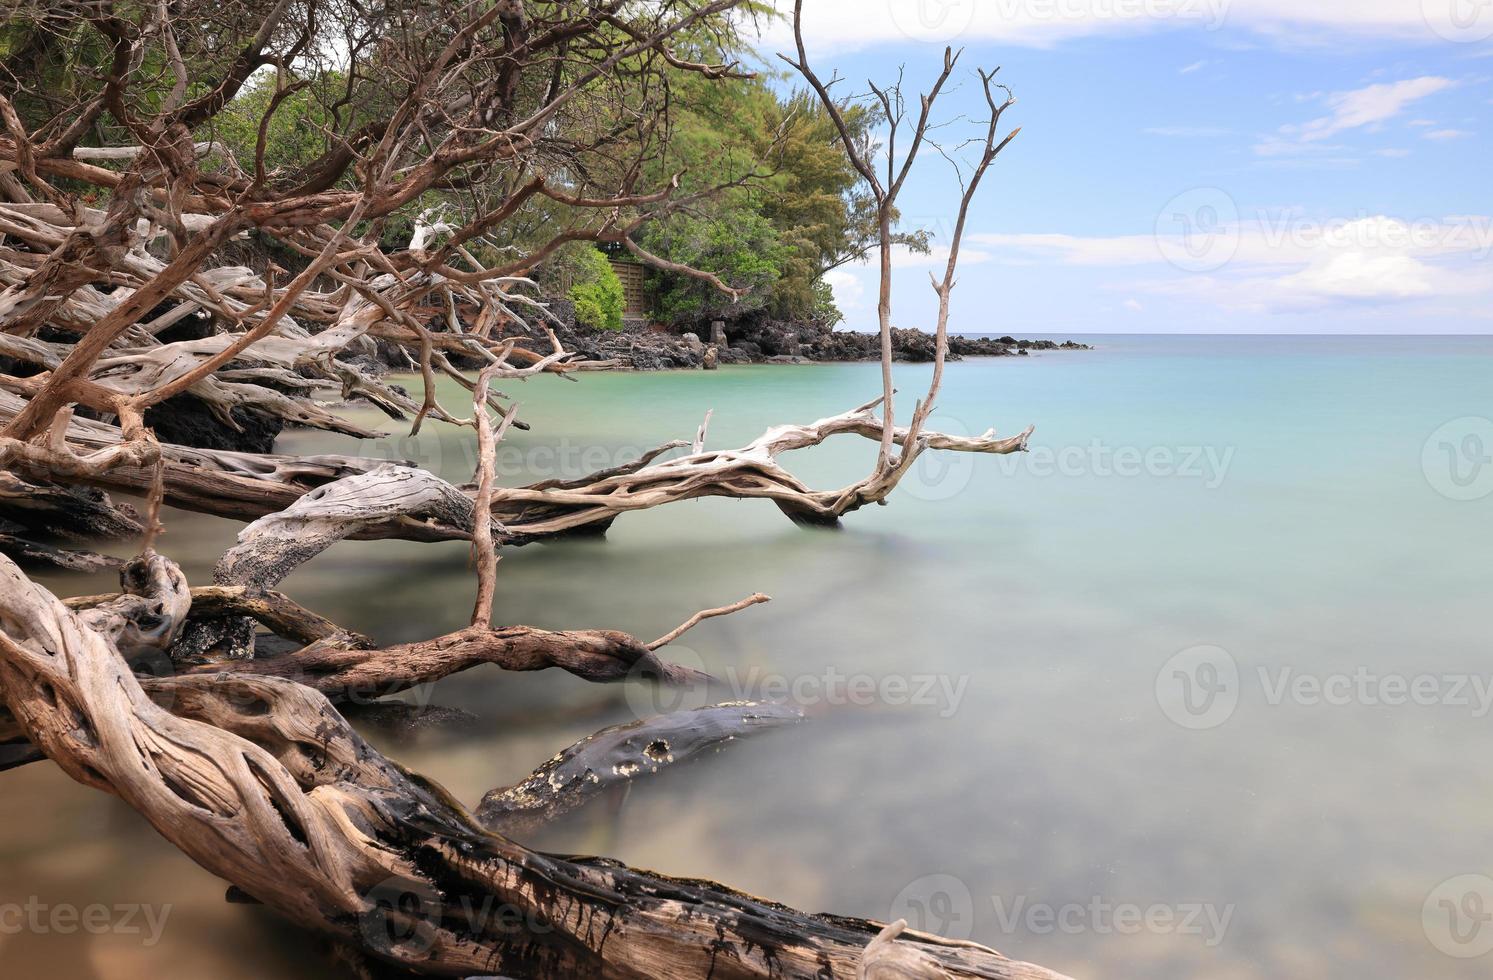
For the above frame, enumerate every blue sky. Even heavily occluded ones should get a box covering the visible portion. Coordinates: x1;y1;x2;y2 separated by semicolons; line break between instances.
749;1;1493;334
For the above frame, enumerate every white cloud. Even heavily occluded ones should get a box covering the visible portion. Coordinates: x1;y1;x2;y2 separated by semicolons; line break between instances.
1256;77;1455;155
1374;147;1413;157
886;243;992;269
1424;128;1473;140
1273;252;1434;300
1123;298;1145;312
1180;59;1208;74
753;1;1477;53
823;267;866;314
971;214;1493;313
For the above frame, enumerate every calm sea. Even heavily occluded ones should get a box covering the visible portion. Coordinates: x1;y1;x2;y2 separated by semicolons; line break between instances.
5;335;1492;978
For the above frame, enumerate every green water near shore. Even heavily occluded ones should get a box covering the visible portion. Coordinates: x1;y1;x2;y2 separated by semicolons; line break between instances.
5;335;1493;978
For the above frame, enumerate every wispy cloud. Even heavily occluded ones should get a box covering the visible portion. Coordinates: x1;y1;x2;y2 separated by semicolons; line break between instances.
1180;60;1208;74
755;1;1473;53
972;214;1493;313
1255;77;1455;156
1424;128;1473;140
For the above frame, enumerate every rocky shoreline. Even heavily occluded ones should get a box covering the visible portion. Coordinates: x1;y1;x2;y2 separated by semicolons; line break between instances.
527;307;1090;371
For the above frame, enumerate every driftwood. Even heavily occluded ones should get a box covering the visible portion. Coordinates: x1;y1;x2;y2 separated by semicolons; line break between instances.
0;553;1068;979
0;1;1063;977
0;530;121;571
477;700;806;837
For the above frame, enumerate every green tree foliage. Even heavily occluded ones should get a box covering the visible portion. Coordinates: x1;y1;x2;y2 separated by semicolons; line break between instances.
560;245;625;332
2;0;903;332
635;67;927;329
640;210;788;324
208;71;336;178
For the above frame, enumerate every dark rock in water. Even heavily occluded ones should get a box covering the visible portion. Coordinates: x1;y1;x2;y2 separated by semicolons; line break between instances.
336;352;392;378
145;392;283;454
483;294;1089;371
715;346;752;365
713;318;1088;363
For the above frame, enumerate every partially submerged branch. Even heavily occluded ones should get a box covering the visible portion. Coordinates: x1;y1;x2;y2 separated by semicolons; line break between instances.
477;700;805;837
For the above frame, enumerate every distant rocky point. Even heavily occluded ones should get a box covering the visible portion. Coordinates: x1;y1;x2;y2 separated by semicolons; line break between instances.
536;308;1091;371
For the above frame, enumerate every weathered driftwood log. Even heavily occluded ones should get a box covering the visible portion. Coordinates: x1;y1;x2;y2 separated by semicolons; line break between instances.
476;700;805;837
0;470;142;540
0;553;1070;979
0;388;1032;543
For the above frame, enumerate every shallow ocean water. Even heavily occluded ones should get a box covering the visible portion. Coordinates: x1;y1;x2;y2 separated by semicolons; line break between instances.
5;335;1493;978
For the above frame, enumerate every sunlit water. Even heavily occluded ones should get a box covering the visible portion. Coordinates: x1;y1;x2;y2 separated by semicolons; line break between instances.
5;335;1493;978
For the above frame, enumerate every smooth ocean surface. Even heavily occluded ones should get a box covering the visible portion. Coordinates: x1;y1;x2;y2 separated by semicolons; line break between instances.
5;335;1493;978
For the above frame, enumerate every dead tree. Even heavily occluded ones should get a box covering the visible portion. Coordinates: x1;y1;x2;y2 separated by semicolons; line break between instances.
0;1;1054;976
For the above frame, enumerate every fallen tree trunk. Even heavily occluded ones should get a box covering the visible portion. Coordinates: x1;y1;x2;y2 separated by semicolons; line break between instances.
0;387;1031;546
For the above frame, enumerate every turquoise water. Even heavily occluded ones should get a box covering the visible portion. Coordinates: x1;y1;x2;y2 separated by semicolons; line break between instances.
5;335;1493;978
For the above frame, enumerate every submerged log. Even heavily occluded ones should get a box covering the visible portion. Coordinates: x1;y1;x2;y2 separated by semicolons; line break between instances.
477;701;806;836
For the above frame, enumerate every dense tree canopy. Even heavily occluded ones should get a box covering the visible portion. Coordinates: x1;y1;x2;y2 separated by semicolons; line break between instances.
0;1;923;331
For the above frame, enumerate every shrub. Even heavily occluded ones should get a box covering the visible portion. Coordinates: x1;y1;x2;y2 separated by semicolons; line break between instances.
566;246;625;331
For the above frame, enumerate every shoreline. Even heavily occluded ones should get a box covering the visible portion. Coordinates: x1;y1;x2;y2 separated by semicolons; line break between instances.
519;319;1094;372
